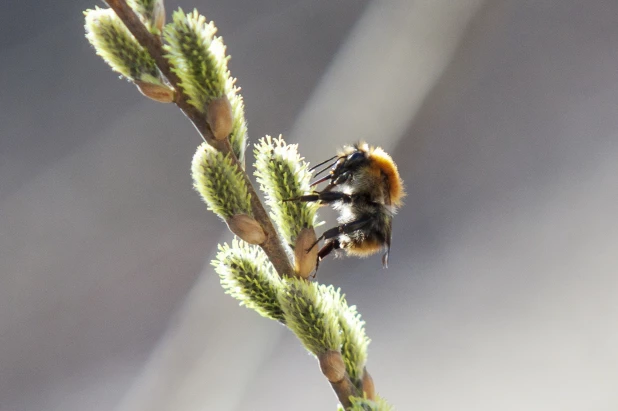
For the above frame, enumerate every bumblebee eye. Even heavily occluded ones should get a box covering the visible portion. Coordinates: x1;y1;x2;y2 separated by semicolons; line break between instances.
347;151;364;163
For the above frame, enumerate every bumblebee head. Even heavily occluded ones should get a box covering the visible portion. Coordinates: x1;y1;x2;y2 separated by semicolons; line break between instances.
309;144;368;187
328;144;371;184
310;142;405;207
334;142;404;206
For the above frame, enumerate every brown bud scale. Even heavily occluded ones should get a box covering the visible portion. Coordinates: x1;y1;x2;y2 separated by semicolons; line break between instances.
153;0;165;32
361;368;376;400
294;228;318;279
227;214;266;245
207;96;234;140
318;350;346;383
135;81;175;103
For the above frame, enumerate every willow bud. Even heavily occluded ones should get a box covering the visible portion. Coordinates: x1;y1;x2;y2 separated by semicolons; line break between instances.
226;214;266;245
362;368;376;400
294;228;318;278
318;350;346;383
152;0;165;33
207;95;234;140
135;81;175;103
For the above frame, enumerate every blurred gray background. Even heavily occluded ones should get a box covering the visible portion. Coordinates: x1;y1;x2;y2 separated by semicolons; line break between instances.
1;0;618;410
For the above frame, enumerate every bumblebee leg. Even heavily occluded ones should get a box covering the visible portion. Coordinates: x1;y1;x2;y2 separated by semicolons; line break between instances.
311;239;340;278
307;216;372;253
309;174;332;187
332;171;352;186
306;225;339;252
335;216;373;235
283;193;321;202
318;239;339;261
315;191;352;204
284;191;352;205
311;170;352;189
306;216;374;278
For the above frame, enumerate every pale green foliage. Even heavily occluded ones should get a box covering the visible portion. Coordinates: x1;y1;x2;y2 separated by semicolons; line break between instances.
84;7;161;84
127;0;163;33
254;136;318;248
191;143;251;220
128;0;156;20
278;278;342;355
338;298;371;383
163;9;229;110
337;396;393;411
213;239;285;322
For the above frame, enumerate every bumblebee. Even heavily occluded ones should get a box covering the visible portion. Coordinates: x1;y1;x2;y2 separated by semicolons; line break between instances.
291;142;404;268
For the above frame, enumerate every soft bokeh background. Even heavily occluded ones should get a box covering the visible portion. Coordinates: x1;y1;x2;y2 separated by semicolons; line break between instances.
2;0;618;410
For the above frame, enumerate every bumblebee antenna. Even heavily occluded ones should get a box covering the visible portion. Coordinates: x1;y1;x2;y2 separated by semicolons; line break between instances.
309;174;332;187
309;155;338;172
311;157;346;181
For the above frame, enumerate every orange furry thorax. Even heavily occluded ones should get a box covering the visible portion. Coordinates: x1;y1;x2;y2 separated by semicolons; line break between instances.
366;146;405;207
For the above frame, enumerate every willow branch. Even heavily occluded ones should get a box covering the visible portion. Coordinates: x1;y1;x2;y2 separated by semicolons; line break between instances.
102;1;371;407
104;0;294;277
